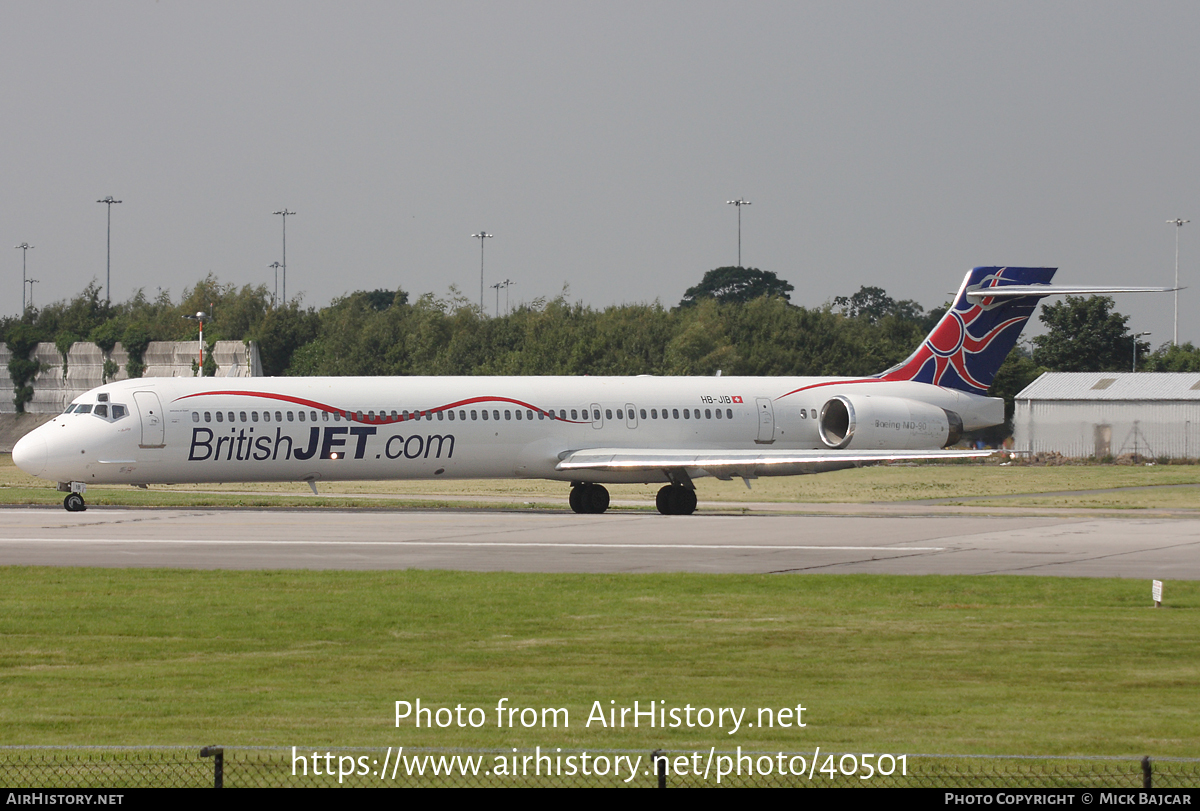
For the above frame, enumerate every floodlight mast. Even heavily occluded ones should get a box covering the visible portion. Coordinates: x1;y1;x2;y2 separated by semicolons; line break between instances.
183;311;209;372
268;262;282;307
472;231;493;313
274;210;295;305
727;198;751;268
1167;218;1189;346
1133;331;1152;372
96;196;122;304
14;243;33;313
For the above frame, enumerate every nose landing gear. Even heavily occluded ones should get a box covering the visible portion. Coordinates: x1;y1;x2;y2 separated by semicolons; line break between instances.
58;482;87;512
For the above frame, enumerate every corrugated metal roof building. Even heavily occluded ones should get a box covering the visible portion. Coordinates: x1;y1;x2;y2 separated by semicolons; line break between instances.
1013;372;1200;459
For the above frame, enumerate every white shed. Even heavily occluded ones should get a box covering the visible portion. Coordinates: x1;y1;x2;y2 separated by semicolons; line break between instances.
1013;372;1200;459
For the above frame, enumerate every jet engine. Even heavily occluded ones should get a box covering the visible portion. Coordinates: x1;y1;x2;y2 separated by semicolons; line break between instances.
817;395;963;450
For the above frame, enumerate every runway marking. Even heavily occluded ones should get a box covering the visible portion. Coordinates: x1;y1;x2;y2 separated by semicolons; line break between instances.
0;538;945;551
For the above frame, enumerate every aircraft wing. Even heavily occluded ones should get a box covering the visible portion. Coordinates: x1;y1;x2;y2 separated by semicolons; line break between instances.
556;447;1000;478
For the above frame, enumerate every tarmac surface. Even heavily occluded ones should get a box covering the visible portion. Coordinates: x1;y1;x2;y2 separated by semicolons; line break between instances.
0;504;1196;578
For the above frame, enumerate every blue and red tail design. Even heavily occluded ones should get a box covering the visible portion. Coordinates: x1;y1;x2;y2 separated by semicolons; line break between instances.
878;266;1056;394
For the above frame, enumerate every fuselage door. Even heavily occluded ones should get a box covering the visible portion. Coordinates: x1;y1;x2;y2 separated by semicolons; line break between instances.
625;403;638;429
755;397;775;444
133;390;166;448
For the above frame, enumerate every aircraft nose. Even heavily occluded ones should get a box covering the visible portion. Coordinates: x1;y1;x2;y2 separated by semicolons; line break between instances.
11;431;47;478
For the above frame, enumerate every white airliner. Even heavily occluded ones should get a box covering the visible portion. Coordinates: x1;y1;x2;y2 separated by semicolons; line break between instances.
10;267;1170;514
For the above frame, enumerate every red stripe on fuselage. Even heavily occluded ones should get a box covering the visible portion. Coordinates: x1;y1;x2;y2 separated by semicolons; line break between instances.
173;390;589;424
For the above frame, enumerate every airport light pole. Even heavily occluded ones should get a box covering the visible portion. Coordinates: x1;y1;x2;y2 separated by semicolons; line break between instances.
14;243;32;313
26;278;38;309
1167;218;1189;346
502;278;515;315
472;231;493;313
183;311;209;374
97;196;122;304
274;210;295;305
269;262;282;307
727;198;751;268
1133;331;1151;372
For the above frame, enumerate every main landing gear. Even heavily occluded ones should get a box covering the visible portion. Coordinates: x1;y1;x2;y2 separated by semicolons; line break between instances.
656;484;697;516
569;482;610;514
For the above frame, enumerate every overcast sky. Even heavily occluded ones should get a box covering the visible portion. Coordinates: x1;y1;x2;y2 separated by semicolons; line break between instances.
4;1;1199;346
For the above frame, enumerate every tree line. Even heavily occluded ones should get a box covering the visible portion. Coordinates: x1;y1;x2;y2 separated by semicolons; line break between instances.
4;266;1198;432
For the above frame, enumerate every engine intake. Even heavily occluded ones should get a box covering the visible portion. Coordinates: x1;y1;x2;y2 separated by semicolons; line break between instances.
818;395;963;450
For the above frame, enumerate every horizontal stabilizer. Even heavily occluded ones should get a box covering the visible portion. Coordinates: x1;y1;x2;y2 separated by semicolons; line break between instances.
966;285;1180;299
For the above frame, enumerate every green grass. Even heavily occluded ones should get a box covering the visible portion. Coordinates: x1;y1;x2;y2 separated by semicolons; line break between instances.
0;568;1195;757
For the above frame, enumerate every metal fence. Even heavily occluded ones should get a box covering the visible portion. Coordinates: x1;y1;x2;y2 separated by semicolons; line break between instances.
1;747;1197;788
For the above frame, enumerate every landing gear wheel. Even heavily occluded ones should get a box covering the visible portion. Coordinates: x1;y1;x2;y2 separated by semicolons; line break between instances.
569;483;610;514
63;493;86;513
656;485;696;516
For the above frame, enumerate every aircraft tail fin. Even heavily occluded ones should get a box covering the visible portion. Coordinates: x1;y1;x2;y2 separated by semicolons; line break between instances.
878;266;1056;394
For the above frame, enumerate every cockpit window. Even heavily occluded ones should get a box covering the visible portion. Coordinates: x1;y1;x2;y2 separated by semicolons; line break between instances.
111;405;126;420
76;404;93;414
63;404;77;413
94;404;109;418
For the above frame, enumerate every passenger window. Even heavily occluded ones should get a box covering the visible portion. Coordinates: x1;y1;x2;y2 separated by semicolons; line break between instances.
471;410;478;420
715;409;722;419
514;410;521;420
672;409;679;419
726;408;733;419
640;409;647;419
616;409;622;420
448;410;455;421
459;410;466;420
528;410;535;420
276;411;283;422
228;412;235;422
505;410;512;420
216;411;224;422
482;410;489;421
437;411;444;420
705;409;711;419
205;412;212;422
492;410;499;420
252;412;259;422
240;412;248;422
683;409;690;419
570;410;578;420
192;412;200;423
287;412;295;421
593;409;601;421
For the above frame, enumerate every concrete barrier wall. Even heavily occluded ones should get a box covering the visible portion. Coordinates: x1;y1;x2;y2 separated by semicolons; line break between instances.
1;340;260;417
